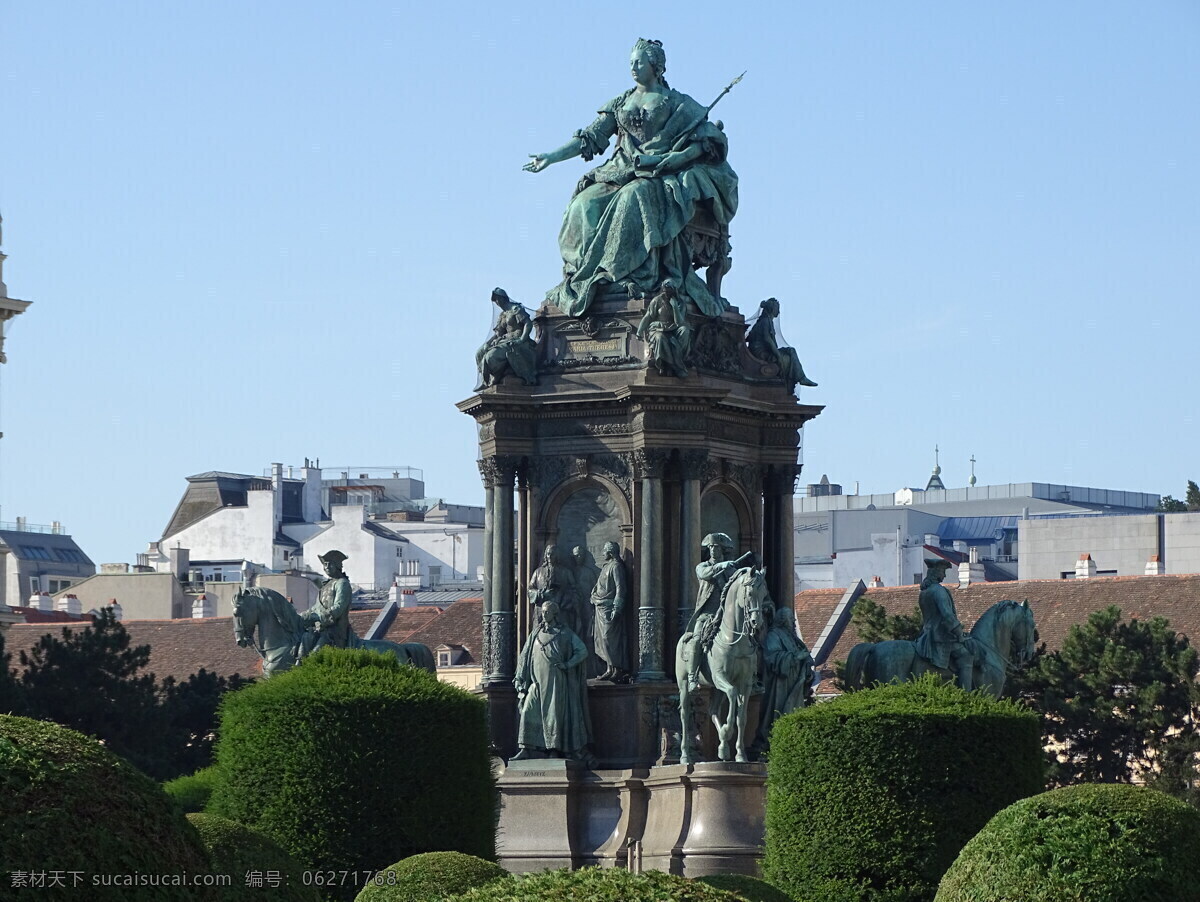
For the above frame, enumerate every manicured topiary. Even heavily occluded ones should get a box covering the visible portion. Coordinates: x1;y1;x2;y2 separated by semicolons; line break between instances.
696;873;795;902
0;714;213;901
448;868;743;901
208;648;495;902
165;764;221;813
355;851;506;902
764;675;1043;902
935;783;1200;902
696;873;796;902
188;813;319;902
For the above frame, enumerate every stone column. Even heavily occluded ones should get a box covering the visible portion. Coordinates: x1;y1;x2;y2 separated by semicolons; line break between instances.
478;458;498;680
635;448;669;682
516;463;531;646
487;455;519;685
677;451;706;638
763;464;796;609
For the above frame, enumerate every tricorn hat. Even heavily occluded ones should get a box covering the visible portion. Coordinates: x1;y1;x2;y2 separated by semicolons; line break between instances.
702;533;734;549
924;557;952;570
319;550;348;565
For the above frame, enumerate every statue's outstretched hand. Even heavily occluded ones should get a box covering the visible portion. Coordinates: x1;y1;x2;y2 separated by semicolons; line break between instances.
523;154;549;173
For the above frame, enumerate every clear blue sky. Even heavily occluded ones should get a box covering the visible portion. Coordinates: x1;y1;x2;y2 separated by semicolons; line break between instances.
1;2;1197;565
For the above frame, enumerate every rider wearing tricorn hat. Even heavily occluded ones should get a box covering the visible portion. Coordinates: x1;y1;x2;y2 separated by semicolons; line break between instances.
301;549;356;656
681;532;757;691
913;556;973;690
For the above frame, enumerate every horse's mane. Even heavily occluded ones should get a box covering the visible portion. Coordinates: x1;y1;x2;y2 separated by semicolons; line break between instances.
239;586;299;632
970;599;1024;636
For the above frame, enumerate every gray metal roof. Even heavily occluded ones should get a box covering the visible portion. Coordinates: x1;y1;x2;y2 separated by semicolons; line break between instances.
936;516;1019;542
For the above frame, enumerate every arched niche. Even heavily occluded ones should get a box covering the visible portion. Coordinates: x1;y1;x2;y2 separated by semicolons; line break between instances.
540;475;631;563
700;485;753;554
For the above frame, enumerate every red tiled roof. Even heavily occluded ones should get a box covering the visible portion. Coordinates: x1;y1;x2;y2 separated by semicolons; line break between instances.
349;606;444;644
798;573;1200;694
791;588;844;648
6;606;89;624
402;599;483;664
3;617;264;683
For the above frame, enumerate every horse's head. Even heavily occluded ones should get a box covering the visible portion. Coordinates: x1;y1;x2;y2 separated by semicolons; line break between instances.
725;566;770;637
1011;599;1038;665
232;589;257;648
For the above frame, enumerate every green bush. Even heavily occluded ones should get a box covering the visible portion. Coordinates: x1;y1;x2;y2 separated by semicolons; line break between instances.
207;648;496;901
164;764;221;813
935;783;1200;902
448;867;743;901
0;714;213;902
355;851;506;902
188;813;319;902
696;873;796;902
764;676;1044;902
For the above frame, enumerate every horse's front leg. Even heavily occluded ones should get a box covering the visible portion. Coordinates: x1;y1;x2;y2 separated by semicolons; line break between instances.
711;669;738;762
734;674;751;763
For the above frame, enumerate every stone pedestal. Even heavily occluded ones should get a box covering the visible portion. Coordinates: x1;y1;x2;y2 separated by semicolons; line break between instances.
498;759;766;877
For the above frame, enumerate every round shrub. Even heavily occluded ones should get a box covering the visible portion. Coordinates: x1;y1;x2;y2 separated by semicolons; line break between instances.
696;873;796;902
165;764;221;813
355;851;506;902
207;648;495;901
935;783;1200;902
764;675;1043;902
448;867;743;901
0;714;213;901
188;813;319;902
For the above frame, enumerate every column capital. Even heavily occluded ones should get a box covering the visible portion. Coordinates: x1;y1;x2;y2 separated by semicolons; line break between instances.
633;448;670;480
679;449;709;481
479;454;521;487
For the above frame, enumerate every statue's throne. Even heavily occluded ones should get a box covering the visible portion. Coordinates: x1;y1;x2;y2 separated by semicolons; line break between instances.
686;202;732;303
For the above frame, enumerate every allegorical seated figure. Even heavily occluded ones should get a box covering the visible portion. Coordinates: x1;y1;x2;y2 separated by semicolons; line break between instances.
299;550;356;658
753;605;814;754
475;287;537;389
513;601;593;762
524;39;738;318
747;297;817;393
636;279;691;378
913;557;973;690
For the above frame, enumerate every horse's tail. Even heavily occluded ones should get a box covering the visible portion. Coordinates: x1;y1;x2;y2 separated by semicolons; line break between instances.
844;643;874;691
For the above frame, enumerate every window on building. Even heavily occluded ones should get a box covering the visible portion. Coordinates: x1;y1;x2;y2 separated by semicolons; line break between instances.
428;566;442;587
48;579;72;594
29;577;40;594
438;651;451;667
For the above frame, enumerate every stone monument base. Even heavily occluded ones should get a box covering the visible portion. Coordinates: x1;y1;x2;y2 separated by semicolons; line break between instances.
497;759;765;877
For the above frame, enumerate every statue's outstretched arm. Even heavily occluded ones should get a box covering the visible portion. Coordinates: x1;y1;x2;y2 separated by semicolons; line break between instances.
523;137;584;173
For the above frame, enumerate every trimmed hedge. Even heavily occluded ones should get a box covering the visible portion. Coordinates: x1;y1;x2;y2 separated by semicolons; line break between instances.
764;676;1043;902
207;648;495;902
354;851;506;902
935;783;1200;902
447;868;744;901
188;813;319;902
0;714;213;901
165;764;221;813
696;873;796;902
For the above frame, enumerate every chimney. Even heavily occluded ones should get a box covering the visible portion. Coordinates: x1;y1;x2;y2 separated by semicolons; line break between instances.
56;594;81;616
31;592;53;612
191;593;215;619
1145;554;1165;576
108;600;123;621
169;546;190;580
271;462;285;529
1075;553;1097;579
867;575;884;588
959;558;985;587
301;460;322;523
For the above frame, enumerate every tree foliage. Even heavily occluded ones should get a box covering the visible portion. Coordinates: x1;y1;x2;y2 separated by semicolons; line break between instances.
1011;606;1200;792
13;608;248;779
1158;495;1188;512
849;595;922;643
1188;480;1200;512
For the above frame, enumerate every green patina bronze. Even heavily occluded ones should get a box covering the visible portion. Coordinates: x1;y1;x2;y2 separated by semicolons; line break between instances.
747;298;818;393
513;600;594;763
525;39;739;317
843;563;1038;700
231;551;436;677
589;541;630;683
475;287;537;389
752;606;814;756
